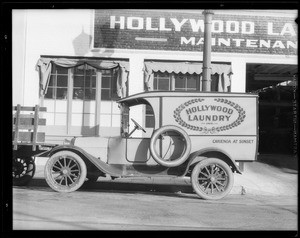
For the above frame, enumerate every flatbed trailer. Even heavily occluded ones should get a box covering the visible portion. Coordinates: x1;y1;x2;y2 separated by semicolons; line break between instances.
12;104;56;185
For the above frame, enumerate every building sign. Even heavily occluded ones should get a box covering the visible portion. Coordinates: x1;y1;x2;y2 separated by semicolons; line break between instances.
94;10;297;55
173;98;246;134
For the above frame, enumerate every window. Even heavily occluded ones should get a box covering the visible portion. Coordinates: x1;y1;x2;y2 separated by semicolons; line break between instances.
145;104;155;128
71;65;97;135
73;65;96;100
99;69;120;129
45;66;68;100
153;72;172;90
152;72;199;91
43;65;69;129
42;63;121;136
175;73;198;91
101;69;118;100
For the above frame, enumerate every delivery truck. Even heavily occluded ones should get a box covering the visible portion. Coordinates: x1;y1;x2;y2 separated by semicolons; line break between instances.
13;91;258;200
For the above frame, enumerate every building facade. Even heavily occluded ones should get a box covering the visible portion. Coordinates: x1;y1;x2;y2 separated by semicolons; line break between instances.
13;9;297;153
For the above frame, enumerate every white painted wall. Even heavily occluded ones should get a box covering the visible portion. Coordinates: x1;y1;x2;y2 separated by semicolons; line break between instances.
15;9;94;106
12;10;27;106
12;9;297;113
231;58;246;92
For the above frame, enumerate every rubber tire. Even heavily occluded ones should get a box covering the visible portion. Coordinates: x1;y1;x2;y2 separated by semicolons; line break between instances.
44;151;87;193
150;125;191;167
13;156;36;186
191;158;233;200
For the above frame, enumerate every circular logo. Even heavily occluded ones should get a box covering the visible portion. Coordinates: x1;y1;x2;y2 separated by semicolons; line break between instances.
173;98;246;134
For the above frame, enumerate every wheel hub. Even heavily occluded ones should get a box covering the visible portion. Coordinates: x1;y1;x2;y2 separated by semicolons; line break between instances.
198;164;228;194
13;158;27;177
61;168;70;175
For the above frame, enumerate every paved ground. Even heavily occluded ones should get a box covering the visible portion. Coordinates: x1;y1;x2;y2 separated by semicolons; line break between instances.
13;185;298;230
11;154;298;231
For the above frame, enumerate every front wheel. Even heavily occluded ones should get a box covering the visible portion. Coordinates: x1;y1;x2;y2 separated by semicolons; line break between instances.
13;156;36;186
44;151;87;192
191;158;233;200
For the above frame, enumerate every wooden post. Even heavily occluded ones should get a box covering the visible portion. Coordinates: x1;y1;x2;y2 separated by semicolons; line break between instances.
13;104;21;150
32;105;40;151
96;71;102;136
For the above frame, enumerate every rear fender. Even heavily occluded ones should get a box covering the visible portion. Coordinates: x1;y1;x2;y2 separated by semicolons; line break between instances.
183;147;242;176
48;145;121;177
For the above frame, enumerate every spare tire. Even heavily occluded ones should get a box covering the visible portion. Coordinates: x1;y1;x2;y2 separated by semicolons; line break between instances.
150;125;191;167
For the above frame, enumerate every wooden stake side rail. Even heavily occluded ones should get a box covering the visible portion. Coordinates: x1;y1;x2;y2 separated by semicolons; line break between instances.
13;104;47;151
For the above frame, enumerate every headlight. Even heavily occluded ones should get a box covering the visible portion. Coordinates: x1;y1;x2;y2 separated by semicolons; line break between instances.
63;137;76;145
70;137;76;145
63;139;71;145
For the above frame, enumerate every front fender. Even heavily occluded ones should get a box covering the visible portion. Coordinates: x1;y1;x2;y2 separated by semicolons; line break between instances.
48;144;87;157
48;145;122;177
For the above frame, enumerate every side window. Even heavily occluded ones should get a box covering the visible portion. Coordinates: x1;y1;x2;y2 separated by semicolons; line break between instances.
145;104;155;128
120;104;129;137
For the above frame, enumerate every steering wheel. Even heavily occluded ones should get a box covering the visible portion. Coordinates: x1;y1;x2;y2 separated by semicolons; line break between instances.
131;118;146;133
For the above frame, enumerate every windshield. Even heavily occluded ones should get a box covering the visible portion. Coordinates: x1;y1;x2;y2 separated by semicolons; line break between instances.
120;103;130;137
119;101;156;138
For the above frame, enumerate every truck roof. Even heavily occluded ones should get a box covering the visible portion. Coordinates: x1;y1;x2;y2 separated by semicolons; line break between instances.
117;91;258;106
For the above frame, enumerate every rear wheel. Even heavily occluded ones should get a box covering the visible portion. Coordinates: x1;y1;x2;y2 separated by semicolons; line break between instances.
44;151;87;192
13;156;35;186
191;158;233;200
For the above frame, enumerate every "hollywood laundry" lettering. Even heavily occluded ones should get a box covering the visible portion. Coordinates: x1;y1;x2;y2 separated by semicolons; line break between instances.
186;105;233;122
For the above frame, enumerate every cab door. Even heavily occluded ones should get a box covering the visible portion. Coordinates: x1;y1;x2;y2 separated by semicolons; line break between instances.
125;104;155;165
126;138;152;163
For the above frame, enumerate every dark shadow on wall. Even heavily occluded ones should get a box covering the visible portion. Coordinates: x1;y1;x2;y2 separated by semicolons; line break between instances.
71;24;121;136
72;27;93;56
72;23;120;57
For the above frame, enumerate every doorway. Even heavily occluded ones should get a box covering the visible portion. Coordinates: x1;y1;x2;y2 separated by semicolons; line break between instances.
246;63;297;155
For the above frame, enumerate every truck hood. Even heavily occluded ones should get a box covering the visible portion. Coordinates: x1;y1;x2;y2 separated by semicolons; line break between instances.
72;137;111;162
73;137;109;148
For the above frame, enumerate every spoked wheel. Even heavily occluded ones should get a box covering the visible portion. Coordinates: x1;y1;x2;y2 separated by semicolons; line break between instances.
44;151;87;192
191;158;233;200
13;156;36;186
